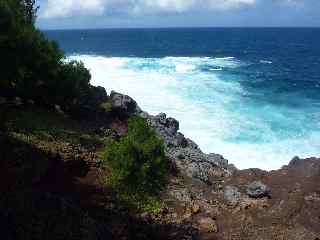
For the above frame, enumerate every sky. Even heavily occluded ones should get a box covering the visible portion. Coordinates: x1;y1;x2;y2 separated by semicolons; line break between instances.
36;0;320;29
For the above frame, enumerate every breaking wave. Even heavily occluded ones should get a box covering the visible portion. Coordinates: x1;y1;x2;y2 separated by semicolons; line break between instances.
69;55;320;170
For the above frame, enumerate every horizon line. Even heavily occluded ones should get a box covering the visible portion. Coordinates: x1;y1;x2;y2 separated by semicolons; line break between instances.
40;26;320;31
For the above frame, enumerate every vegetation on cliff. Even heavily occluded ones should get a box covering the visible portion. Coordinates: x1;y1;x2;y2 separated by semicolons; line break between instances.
102;116;168;210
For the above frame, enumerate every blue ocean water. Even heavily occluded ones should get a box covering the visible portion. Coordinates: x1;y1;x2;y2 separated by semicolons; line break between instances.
45;28;320;170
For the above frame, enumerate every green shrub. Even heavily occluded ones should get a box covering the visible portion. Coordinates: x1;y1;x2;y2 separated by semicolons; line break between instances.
103;116;168;198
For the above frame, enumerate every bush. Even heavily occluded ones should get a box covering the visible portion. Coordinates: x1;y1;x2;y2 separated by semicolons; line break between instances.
103;116;168;198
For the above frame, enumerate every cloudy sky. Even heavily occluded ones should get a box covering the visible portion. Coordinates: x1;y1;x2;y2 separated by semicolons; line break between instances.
36;0;320;29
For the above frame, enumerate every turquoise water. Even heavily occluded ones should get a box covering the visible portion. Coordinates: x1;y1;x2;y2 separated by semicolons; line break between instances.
45;28;320;170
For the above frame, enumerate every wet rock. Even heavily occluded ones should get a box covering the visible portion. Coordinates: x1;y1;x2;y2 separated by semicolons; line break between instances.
224;186;241;205
197;217;218;233
246;181;270;198
110;91;137;114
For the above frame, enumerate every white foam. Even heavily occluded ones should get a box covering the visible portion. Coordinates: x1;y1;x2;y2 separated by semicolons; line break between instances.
69;55;320;170
260;60;273;64
209;68;223;71
175;63;196;73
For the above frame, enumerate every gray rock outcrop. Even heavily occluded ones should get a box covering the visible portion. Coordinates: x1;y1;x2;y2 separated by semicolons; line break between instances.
136;110;234;184
110;91;137;114
224;186;241;205
287;156;320;177
246;181;270;198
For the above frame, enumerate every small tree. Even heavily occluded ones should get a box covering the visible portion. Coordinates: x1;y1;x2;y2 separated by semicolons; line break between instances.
103;116;168;197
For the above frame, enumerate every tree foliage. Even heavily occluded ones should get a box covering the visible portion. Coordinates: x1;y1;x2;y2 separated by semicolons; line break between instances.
0;0;95;111
103;116;168;197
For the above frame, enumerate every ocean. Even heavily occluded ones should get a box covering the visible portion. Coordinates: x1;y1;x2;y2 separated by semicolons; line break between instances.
45;28;320;170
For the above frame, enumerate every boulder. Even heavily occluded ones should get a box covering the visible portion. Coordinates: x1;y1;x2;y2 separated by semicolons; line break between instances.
246;181;270;198
110;91;137;114
224;186;241;205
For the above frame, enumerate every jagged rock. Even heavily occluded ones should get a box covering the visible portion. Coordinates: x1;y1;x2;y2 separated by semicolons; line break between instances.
170;188;193;202
166;117;179;135
174;133;188;148
246;181;270;198
185;162;214;183
110;91;137;113
197;217;218;233
287;156;320;177
156;113;167;125
208;153;229;169
224;186;241;205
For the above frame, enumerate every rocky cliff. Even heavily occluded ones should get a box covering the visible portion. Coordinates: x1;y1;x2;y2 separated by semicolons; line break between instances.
110;91;320;240
1;91;319;240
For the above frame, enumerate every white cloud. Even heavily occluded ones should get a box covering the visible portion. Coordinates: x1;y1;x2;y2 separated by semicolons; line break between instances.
207;0;256;10
40;0;256;19
41;0;107;18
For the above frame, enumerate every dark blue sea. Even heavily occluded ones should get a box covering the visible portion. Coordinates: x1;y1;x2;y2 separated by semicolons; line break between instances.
45;28;320;169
